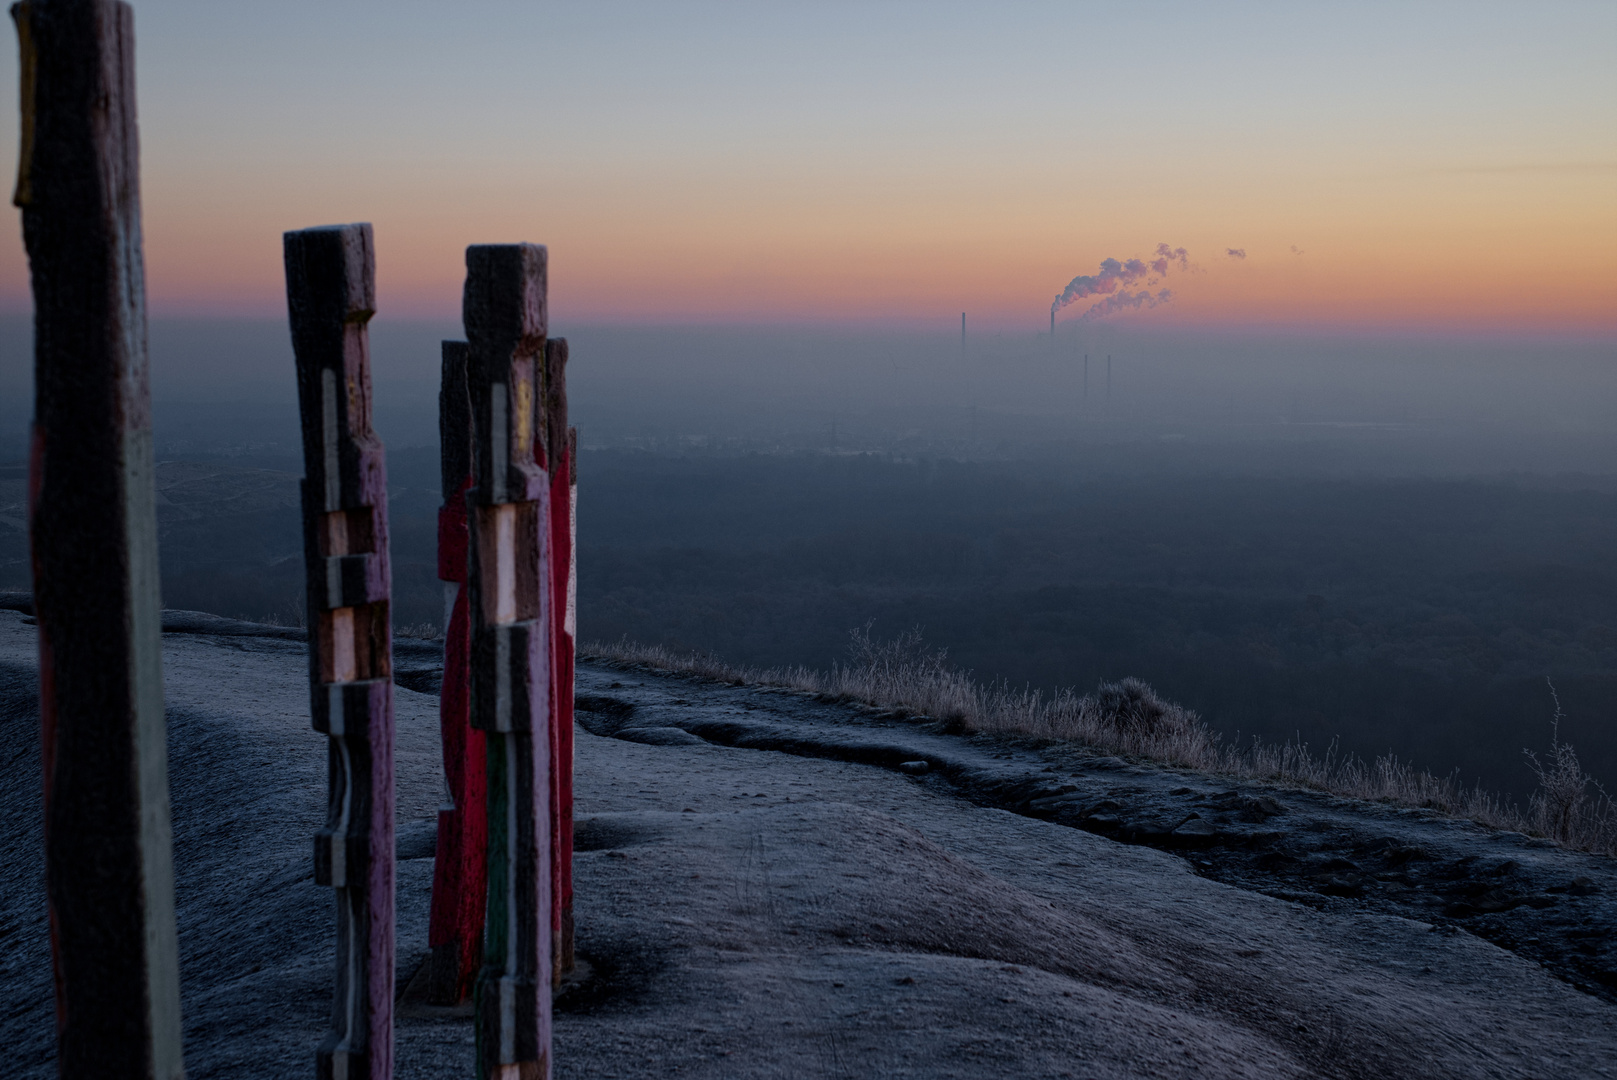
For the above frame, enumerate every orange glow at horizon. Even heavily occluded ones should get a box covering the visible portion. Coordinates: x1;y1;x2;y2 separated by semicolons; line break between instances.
42;173;1604;337
0;5;1611;339
1;179;1608;337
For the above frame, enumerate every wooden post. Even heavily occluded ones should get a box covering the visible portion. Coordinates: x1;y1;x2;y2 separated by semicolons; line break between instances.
544;340;574;979
12;3;184;1075
463;244;553;1080
427;339;489;1005
284;223;395;1080
563;426;577;967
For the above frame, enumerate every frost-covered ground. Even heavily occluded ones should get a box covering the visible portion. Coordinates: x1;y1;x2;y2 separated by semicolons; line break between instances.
1;608;1613;1078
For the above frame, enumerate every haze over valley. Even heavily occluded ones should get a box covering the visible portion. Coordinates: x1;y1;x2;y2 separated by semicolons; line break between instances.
3;316;1612;803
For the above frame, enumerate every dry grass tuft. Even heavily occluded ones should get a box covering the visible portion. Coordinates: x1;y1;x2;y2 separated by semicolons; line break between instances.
1523;680;1617;853
585;629;1617;857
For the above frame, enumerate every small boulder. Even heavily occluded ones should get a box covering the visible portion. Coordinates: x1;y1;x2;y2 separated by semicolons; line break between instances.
1239;795;1286;821
1315;876;1365;899
1171;817;1219;847
618;726;706;747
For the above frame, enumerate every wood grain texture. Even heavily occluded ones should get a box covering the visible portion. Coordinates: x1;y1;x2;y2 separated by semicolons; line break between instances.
565;426;577;964
463;245;553;1080
12;2;183;1076
284;222;395;1080
428;339;488;1006
545;340;574;980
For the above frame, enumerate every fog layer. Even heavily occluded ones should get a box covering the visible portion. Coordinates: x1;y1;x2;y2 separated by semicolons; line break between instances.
3;317;1612;475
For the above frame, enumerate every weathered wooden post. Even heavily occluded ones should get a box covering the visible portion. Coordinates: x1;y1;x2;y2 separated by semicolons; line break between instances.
427;339;489;1004
13;3;184;1075
284;223;396;1080
463;244;553;1080
544;340;575;979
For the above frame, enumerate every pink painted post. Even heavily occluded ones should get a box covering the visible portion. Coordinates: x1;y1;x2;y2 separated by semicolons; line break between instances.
284;223;395;1080
463;244;553;1080
544;340;575;980
563;425;577;971
427;340;488;1005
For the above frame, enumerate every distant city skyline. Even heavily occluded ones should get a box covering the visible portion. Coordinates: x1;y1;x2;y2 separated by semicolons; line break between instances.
0;0;1611;334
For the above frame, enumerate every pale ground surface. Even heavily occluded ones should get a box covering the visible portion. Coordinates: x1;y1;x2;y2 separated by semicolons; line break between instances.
0;608;1613;1078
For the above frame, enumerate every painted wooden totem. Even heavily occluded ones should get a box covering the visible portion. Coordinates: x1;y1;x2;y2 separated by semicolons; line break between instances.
428;339;489;1005
13;2;185;1076
544;341;576;979
434;259;576;1016
284;223;397;1080
462;244;555;1080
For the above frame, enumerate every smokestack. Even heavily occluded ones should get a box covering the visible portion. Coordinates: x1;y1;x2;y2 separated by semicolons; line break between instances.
1050;309;1054;336
1107;354;1112;397
1084;354;1089;398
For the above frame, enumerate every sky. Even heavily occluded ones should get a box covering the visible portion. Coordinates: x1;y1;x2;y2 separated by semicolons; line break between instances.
0;1;1612;334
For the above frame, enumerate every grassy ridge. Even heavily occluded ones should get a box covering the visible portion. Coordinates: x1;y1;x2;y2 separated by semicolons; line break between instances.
589;627;1617;857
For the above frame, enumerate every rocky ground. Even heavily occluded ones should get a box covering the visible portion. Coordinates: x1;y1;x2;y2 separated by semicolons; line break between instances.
1;606;1614;1078
565;666;1617;1005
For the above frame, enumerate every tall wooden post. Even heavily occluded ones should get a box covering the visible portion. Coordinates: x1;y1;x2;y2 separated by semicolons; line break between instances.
13;3;184;1075
544;340;575;979
284;223;396;1080
463;244;553;1080
427;339;489;1004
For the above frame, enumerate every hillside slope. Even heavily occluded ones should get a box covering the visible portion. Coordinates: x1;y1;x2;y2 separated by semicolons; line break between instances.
0;608;1612;1078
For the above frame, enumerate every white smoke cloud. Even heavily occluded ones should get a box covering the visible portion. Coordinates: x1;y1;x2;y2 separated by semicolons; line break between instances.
1076;288;1173;322
1052;243;1187;322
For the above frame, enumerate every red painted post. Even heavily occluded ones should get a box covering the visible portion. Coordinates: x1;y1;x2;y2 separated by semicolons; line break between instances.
284;223;396;1080
427;340;488;1004
13;3;184;1075
544;341;575;979
463;244;553;1080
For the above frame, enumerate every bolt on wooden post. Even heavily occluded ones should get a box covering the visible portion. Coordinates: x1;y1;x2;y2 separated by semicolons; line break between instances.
427;339;489;1005
12;2;184;1075
544;340;576;980
284;223;396;1080
463;244;554;1080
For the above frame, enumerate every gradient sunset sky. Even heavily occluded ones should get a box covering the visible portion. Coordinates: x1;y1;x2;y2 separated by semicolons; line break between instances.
0;1;1612;333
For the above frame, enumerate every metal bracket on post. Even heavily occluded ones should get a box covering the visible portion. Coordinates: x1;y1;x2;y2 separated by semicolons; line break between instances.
463;244;553;1080
284;222;395;1080
14;3;184;1076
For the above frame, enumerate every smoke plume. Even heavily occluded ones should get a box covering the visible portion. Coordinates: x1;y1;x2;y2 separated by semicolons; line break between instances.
1077;288;1173;322
1052;243;1188;322
1226;248;1246;259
